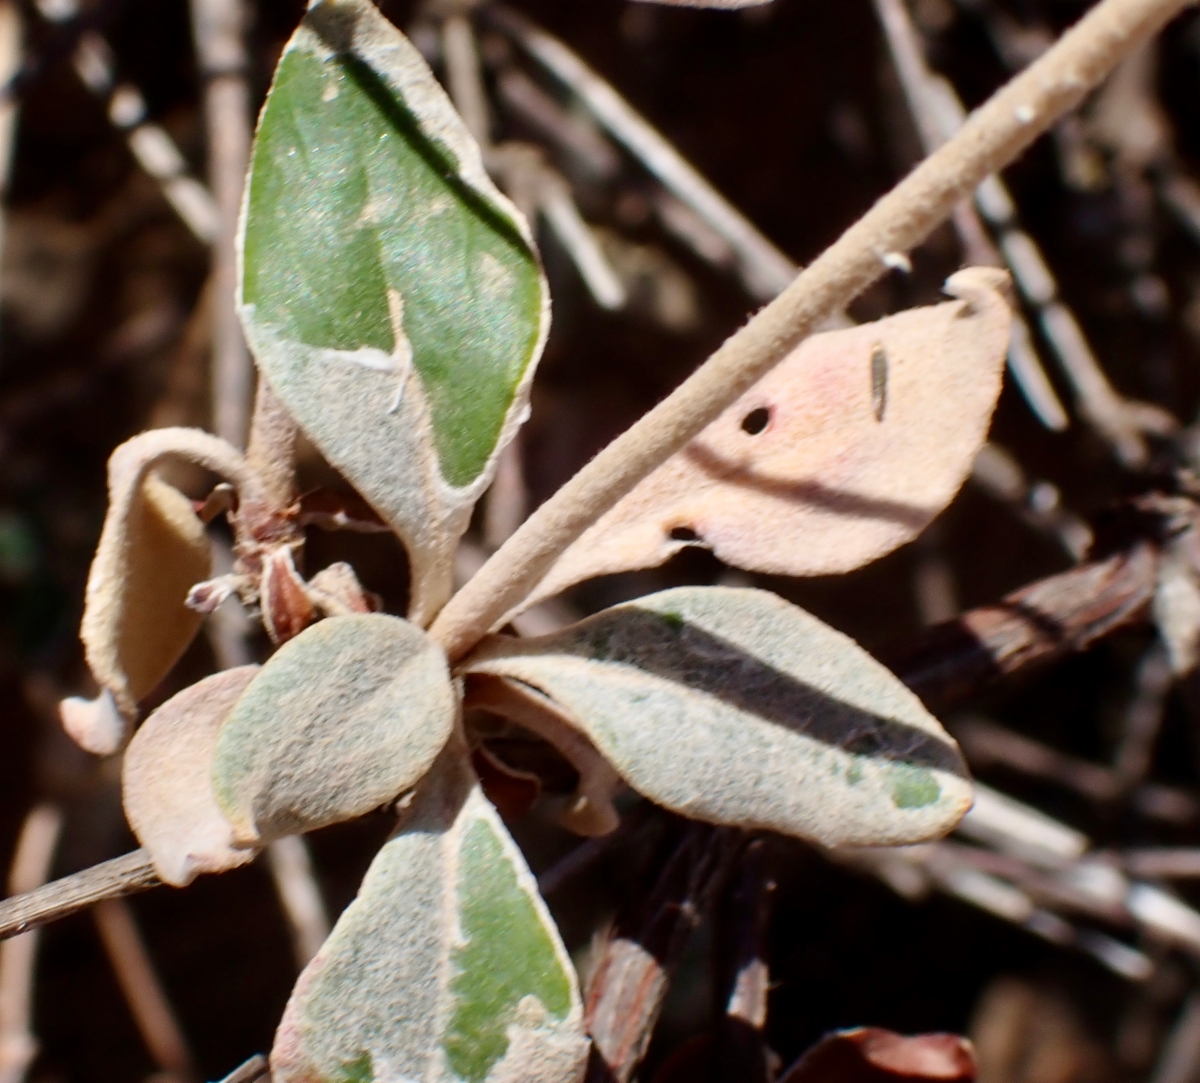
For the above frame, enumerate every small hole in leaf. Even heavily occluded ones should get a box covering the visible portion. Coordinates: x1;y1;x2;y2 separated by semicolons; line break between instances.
741;407;770;435
670;526;700;543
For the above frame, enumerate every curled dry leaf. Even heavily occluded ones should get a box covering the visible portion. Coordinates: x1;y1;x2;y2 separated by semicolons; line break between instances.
472;746;542;823
81;428;254;722
238;0;549;624
58;689;128;757
305;561;378;615
211;613;456;845
467;674;621;837
123;666;261;887
260;546;316;644
778;1028;976;1083
518;269;1011;616
271;745;588;1083
466;587;972;847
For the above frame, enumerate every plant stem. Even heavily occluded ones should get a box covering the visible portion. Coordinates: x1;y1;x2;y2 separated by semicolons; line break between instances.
245;377;298;514
191;0;253;449
0;852;160;943
431;0;1196;662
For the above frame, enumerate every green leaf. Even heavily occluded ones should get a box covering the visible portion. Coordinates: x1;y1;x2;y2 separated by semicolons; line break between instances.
212;613;455;845
465;586;972;847
238;0;549;621
271;745;587;1083
123;666;261;887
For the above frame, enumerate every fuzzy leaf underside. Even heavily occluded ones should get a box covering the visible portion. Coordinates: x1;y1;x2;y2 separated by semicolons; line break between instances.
467;586;973;847
81;427;251;718
270;747;587;1083
239;0;548;618
211;613;455;845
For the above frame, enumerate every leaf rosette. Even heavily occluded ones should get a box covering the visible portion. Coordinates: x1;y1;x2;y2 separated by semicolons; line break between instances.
71;0;1034;1075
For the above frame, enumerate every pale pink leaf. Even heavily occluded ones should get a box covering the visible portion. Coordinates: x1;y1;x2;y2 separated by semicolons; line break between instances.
519;269;1011;615
122;666;261;887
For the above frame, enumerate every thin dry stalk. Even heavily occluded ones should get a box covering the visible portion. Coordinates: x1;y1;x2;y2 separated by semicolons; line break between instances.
68;30;218;242
1124;850;1200;878
442;15;490;147
970;443;1093;561
93;898;197;1082
871;0;1068;432
892;542;1159;710
584;825;741;1083
913;536;959;626
191;0;253;447
265;836;329;969
1114;641;1173;789
493;67;620;180
433;0;1196;661
0;0;20;307
489;6;796;302
487;141;626;309
0;851;160;943
716;837;775;1083
946;0;1179;461
1153;993;1200;1083
538;170;626;310
0;806;63;1083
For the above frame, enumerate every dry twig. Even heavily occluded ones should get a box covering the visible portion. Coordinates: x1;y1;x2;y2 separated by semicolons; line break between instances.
93;898;198;1082
0;806;62;1083
872;0;1069;433
877;0;1176;463
191;0;254;447
487;6;797;302
584;824;741;1083
0;851;160;943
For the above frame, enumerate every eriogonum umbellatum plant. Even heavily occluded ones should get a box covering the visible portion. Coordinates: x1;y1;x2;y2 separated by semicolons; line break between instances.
58;0;1023;1080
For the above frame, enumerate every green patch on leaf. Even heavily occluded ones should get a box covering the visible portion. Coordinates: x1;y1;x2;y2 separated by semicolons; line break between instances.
466;586;973;848
242;42;543;487
889;765;941;809
658;609;685;631
338;1053;374;1083
445;817;572;1082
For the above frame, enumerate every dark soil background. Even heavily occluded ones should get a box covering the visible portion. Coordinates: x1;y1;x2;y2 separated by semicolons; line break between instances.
2;0;1199;1081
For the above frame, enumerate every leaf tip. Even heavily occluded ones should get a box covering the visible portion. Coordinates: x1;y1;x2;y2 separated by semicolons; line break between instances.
59;690;129;756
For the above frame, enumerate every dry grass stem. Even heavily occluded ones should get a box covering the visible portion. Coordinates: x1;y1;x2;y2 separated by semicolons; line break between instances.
265;836;330;969
442;15;491;148
191;0;253;447
60;21;218;243
0;806;62;1083
872;0;1069;432
93;898;198;1082
489;6;797;301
